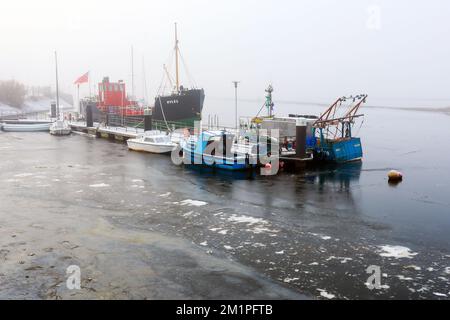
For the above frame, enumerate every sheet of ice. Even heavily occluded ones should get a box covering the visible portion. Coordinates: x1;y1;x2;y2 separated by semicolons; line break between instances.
14;173;33;178
224;245;233;250
378;245;418;259
159;192;171;197
310;233;332;240
365;282;390;290
248;226;278;234
405;265;421;271
227;215;268;225
182;211;194;217
89;183;110;188
283;278;299;283
327;256;353;264
252;243;266;248
317;289;335;299
433;292;447;297
179;199;207;207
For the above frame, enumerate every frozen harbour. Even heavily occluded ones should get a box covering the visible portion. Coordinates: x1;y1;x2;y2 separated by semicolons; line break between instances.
0;105;450;300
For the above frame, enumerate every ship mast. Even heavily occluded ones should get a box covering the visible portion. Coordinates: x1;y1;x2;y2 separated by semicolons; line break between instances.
54;51;60;119
174;23;180;92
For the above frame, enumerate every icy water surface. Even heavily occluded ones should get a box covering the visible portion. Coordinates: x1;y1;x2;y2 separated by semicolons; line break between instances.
0;106;449;299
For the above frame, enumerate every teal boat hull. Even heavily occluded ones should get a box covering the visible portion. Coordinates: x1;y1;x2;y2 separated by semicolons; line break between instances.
314;138;363;163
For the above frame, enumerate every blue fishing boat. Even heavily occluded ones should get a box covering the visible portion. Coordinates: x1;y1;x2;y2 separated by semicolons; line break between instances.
312;94;367;163
181;130;257;171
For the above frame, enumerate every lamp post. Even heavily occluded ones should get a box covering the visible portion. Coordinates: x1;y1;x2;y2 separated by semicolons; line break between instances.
232;81;240;131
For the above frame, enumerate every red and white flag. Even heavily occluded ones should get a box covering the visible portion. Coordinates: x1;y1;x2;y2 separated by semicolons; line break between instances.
74;72;89;85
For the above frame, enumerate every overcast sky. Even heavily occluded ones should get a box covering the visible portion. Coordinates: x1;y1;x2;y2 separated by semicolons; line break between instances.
1;0;449;105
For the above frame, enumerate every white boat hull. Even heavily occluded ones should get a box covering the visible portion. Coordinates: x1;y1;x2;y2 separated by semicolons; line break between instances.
1;123;51;132
127;140;175;154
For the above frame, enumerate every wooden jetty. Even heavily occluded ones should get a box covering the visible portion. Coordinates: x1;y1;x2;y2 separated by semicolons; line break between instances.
69;121;143;141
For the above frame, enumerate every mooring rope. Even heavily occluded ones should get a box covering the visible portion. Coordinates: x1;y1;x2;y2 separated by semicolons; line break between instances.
158;96;172;133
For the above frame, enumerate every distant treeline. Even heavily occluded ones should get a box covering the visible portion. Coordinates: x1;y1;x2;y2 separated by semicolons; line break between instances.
0;80;27;108
0;80;74;109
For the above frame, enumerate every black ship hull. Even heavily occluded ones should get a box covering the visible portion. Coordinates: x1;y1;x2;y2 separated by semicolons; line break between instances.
153;88;205;126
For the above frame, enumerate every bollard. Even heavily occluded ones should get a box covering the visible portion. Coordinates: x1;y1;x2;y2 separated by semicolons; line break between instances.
51;103;57;118
86;104;93;128
144;108;153;131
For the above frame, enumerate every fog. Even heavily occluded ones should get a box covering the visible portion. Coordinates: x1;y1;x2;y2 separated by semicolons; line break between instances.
1;0;450;108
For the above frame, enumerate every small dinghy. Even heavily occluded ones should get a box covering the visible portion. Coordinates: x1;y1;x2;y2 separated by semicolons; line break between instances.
127;130;177;154
50;120;71;136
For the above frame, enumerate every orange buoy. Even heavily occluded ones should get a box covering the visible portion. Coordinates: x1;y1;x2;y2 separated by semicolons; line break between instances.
388;170;403;181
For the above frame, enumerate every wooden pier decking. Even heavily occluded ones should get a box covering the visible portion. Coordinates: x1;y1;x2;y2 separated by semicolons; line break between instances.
69;121;144;141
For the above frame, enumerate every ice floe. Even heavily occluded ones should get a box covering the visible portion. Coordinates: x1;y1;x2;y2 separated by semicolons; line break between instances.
89;183;110;188
433;292;447;297
326;256;353;264
317;289;335;299
159;192;172;197
228;215;268;225
378;245;418;259
310;233;332;240
405;265;421;271
14;173;33;178
179;199;208;207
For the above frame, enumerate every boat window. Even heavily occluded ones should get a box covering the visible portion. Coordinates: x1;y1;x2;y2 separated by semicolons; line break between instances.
144;138;154;143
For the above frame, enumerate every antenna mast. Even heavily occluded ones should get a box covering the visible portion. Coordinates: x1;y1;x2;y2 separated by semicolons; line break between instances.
131;45;135;100
175;23;180;92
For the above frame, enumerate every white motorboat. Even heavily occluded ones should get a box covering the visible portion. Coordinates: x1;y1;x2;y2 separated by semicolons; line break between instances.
127;130;177;154
50;120;71;136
